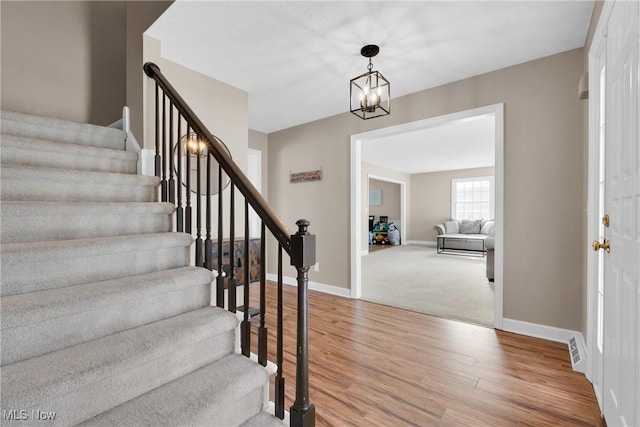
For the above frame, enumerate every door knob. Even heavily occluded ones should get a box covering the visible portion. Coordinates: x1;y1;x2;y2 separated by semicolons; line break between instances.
592;239;611;253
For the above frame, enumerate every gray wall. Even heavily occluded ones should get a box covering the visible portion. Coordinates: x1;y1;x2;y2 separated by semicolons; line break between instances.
268;48;585;332
410;167;495;242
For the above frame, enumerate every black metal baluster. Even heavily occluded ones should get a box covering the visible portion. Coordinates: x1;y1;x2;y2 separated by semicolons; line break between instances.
241;200;251;357
185;126;192;235
176;115;184;232
205;152;213;271
275;243;285;420
228;183;236;313
154;83;161;183
168;102;175;205
195;133;204;267
290;220;316;427
216;164;224;308
161;93;167;202
258;221;267;366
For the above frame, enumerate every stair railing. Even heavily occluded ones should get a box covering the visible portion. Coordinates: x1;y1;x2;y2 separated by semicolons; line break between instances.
144;62;315;427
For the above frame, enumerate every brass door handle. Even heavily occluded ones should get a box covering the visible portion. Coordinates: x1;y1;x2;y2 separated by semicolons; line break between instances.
592;239;611;253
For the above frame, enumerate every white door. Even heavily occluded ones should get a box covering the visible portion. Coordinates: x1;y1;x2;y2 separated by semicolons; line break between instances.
602;1;640;425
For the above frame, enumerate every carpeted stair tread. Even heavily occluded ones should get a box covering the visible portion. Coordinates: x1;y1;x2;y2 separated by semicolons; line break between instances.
1;164;157;185
1;110;125;150
1;133;137;173
1;233;193;296
241;411;286;427
79;354;269;427
0;201;174;243
1;266;214;365
1;164;159;202
1;307;239;427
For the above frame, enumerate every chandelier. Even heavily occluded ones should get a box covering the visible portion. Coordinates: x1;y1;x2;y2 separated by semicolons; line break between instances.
350;44;390;120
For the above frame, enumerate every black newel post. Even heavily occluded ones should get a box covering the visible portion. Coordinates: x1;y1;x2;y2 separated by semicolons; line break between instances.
290;219;316;427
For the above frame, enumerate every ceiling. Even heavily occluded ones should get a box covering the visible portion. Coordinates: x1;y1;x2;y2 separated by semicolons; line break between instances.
146;1;595;134
362;114;495;174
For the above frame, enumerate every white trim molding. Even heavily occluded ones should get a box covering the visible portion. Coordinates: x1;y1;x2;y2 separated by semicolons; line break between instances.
502;318;584;344
266;274;352;299
350;103;505;329
140;148;156;176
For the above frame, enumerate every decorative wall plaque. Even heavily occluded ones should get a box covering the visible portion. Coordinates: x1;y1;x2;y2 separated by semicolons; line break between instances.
290;169;323;183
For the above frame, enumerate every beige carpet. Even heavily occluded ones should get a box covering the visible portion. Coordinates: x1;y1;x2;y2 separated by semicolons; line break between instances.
362;244;494;326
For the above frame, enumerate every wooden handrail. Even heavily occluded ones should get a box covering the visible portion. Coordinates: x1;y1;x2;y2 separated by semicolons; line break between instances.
143;62;292;253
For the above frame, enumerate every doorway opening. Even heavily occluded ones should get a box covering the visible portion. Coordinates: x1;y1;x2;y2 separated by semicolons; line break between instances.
350;104;504;329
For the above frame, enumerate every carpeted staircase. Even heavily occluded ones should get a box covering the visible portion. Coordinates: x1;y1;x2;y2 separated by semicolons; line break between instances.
0;111;283;426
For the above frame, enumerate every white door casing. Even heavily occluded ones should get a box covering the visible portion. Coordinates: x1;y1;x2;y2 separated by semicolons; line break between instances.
587;28;607;408
601;1;640;425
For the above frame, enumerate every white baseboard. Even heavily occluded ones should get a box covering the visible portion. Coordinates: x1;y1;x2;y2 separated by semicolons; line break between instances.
360;250;369;256
266;274;352;298
502;318;580;344
504;319;590;373
406;240;436;247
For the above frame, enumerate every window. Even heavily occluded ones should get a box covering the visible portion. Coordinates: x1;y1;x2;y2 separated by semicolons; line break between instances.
451;176;494;220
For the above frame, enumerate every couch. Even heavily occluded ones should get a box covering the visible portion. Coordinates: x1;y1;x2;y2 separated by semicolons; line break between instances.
433;219;495;281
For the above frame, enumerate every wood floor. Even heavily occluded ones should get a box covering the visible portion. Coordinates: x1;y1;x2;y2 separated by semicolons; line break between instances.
250;282;603;426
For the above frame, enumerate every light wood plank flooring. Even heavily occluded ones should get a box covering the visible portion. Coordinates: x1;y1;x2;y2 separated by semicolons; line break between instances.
250;282;603;426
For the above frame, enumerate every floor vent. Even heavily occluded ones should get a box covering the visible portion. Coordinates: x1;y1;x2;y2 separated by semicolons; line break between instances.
568;335;587;373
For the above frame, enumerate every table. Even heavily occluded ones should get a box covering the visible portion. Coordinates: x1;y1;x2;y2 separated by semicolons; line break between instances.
436;235;486;257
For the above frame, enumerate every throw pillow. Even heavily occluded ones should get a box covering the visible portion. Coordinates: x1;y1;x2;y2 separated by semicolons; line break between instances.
459;219;482;234
444;220;459;234
480;220;495;235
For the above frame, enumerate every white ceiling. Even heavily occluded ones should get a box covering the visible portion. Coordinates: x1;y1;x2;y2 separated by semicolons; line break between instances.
362;114;495;174
146;0;594;134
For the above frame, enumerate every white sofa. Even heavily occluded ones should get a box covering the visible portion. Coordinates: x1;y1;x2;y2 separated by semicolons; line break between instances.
433;219;495;254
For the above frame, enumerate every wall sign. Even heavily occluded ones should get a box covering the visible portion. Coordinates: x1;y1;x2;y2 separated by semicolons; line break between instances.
290;169;323;183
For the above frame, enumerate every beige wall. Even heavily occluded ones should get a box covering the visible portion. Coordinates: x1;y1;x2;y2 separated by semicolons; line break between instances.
410;167;495;242
126;1;173;141
369;179;401;221
143;36;249;238
1;1;126;125
1;0;171;131
268;48;585;331
143;36;248;167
